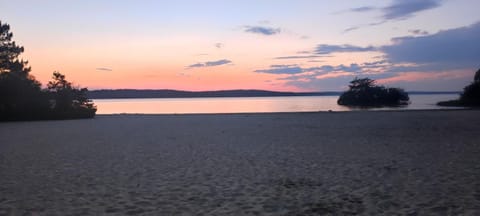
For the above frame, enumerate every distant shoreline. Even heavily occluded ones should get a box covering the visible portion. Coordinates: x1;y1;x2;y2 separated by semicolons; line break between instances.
87;89;460;99
94;108;471;116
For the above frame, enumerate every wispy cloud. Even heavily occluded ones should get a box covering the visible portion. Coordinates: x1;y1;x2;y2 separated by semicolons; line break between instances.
315;44;376;54
254;64;363;75
342;26;360;33
300;35;310;40
278;62;396;91
215;43;224;49
244;26;281;35
187;59;232;69
382;0;442;21
96;67;112;71
342;21;386;33
342;0;443;33
350;6;375;12
254;65;303;74
408;29;429;35
308;60;325;63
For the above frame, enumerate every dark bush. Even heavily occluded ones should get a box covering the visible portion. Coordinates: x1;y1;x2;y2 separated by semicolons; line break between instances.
438;68;480;107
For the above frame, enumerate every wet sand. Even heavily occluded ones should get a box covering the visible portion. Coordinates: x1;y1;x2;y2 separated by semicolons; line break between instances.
1;110;480;215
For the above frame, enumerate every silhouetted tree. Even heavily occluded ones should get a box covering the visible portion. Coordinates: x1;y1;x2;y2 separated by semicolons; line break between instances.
456;68;479;106
0;21;30;74
0;21;50;120
338;77;410;107
47;71;96;117
474;68;480;83
438;68;480;107
0;20;96;120
48;72;75;112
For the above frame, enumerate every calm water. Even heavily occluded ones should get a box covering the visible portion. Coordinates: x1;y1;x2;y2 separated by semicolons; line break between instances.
93;94;462;114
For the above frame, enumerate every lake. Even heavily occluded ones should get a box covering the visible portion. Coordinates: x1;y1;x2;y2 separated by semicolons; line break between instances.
93;94;463;114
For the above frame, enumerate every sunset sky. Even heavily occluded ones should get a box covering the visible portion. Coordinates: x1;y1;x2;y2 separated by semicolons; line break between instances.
1;0;479;91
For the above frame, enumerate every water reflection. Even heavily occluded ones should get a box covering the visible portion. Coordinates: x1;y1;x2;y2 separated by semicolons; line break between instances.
93;94;461;114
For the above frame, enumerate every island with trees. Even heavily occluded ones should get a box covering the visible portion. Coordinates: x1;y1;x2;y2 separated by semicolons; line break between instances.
0;21;96;121
437;68;480;107
337;77;410;107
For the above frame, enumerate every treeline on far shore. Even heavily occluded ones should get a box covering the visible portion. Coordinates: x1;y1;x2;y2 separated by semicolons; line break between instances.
86;89;461;99
86;89;340;99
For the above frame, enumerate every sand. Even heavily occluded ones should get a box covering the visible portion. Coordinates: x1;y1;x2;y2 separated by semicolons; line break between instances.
1;110;480;215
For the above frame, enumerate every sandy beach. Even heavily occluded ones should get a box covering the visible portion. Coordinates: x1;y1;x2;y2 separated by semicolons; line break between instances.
1;110;480;215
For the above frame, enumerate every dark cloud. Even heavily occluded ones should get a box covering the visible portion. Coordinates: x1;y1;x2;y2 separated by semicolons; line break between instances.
336;64;362;73
280;23;479;90
381;22;480;70
368;21;387;26
255;64;363;75
311;65;334;72
254;65;303;74
268;23;479;91
383;0;442;21
315;44;376;54
188;63;205;68
408;29;429;35
279;64;367;90
244;26;281;35
277;73;317;81
310;64;363;73
285;75;355;91
96;67;112;71
296;51;311;54
362;60;389;68
318;22;480;72
187;59;232;69
350;6;375;12
342;21;386;33
342;26;360;33
341;1;442;33
205;59;232;67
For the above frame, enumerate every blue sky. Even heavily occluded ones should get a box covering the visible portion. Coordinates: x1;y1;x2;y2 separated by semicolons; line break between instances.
1;0;479;91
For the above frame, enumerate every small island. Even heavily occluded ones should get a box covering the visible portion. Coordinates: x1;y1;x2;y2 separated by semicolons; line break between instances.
337;77;410;107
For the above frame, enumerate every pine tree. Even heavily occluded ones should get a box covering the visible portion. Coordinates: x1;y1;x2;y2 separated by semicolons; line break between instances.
0;21;48;119
0;20;95;120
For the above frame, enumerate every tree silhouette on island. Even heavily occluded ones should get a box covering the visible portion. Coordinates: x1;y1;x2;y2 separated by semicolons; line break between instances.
438;68;480;107
0;21;96;121
337;77;410;107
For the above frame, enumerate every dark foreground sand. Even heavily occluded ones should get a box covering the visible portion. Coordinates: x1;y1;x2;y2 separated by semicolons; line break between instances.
1;110;480;215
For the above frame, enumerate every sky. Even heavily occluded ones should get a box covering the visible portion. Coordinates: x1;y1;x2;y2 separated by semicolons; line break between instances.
1;0;479;92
